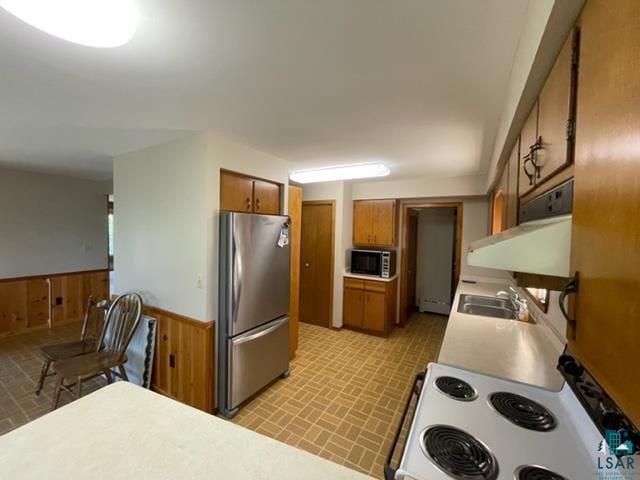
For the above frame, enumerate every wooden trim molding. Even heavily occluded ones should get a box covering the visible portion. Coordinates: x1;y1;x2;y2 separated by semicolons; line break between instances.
398;201;463;326
143;304;214;329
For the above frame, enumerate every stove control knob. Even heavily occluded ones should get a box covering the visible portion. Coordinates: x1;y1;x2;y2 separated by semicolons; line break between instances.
563;360;584;377
558;354;574;367
601;410;625;431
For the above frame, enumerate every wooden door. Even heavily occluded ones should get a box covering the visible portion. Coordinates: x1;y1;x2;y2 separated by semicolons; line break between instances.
254;179;280;215
406;212;418;314
287;185;302;359
299;202;334;328
363;290;386;332
220;171;254;212
537;28;578;184
569;0;640;426
343;287;364;328
353;201;373;245
519;102;539;196
506;139;520;228
371;200;395;246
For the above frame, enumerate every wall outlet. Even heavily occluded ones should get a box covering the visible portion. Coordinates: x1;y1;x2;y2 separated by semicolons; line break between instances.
196;274;203;289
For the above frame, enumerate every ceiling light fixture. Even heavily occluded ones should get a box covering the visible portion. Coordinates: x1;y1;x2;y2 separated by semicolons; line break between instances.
0;0;138;48
289;163;391;184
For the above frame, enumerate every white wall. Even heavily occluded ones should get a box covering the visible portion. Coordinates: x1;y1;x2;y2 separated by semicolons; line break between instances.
114;134;209;320
114;132;291;322
0;167;109;279
416;208;456;311
352;174;486;200
205;133;291;321
302;181;352;328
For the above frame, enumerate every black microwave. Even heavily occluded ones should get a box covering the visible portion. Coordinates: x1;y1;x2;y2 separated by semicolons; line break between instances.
350;249;396;278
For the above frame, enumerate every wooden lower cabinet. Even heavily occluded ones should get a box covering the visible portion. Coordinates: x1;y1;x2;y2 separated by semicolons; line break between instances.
148;306;214;413
343;276;397;336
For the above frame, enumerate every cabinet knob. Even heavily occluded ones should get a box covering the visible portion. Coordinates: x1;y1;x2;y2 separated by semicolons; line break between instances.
367;235;371;242
255;198;261;211
246;197;251;210
374;235;377;243
304;263;310;268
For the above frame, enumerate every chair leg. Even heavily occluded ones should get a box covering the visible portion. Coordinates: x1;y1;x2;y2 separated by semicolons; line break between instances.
35;360;51;396
75;377;83;399
118;365;129;382
104;369;114;384
51;375;63;411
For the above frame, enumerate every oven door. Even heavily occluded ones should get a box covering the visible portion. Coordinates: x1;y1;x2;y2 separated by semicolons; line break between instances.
351;250;382;276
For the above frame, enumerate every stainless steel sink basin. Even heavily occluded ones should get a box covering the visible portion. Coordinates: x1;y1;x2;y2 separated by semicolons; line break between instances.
458;294;512;309
457;294;516;320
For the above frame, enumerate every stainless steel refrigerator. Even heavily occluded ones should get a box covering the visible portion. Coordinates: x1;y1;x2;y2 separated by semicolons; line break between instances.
217;212;290;418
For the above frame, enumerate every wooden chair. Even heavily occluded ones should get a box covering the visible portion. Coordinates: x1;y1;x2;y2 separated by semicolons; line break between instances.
51;292;143;410
35;296;110;396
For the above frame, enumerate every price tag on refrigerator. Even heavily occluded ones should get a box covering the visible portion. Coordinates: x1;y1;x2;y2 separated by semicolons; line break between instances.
277;226;289;248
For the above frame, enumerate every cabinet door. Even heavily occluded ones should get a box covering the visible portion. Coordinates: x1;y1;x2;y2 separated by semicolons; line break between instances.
506;139;520;227
519;103;539;196
371;200;396;246
569;0;640;426
363;290;386;332
537;28;578;184
253;179;280;214
343;287;364;328
353;201;373;245
220;171;253;212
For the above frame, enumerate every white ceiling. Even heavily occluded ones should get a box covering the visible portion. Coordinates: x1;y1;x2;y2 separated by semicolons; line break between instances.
0;0;529;181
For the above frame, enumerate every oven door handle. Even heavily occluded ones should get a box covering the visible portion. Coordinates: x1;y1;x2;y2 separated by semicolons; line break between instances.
384;371;425;480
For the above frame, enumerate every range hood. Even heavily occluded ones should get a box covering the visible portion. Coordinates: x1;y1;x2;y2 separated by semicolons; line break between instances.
468;214;572;277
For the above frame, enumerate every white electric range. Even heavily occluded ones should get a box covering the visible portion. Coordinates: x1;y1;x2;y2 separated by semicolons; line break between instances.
385;358;640;480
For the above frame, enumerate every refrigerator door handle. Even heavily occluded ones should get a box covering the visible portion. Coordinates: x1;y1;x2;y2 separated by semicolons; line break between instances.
232;232;243;324
233;317;287;345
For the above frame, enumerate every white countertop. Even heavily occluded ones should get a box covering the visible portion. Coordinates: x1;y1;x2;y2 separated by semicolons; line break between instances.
344;272;398;282
437;281;565;391
0;383;374;480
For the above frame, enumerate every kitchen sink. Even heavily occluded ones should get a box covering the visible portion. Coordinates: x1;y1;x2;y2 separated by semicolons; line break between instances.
457;294;517;320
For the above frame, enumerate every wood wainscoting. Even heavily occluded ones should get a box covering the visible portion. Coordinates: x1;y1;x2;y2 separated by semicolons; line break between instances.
146;305;214;414
0;269;109;337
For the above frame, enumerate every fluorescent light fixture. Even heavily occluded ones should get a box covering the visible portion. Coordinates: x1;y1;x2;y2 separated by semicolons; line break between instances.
289;163;390;184
0;0;138;48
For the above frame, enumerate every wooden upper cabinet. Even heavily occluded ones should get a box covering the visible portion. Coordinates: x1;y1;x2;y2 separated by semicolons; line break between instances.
220;170;281;214
537;28;579;185
220;170;253;212
519;102;539;196
569;0;640;427
353;199;396;247
353;201;374;245
253;179;280;215
506;139;520;228
371;201;395;245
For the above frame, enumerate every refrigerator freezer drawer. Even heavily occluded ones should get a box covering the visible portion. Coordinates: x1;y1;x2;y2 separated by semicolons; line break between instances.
229;316;289;409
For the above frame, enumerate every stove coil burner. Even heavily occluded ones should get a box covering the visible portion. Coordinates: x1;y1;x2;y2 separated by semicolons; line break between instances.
435;376;478;401
421;425;499;480
515;465;568;480
489;392;557;432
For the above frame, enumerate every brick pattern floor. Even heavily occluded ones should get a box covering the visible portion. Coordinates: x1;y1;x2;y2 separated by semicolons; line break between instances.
0;323;105;435
232;313;448;478
0;313;448;479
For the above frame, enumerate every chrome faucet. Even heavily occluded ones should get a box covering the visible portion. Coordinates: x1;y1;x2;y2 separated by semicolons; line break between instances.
496;286;524;312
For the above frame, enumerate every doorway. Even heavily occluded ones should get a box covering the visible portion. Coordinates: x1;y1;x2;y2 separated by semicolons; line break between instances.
299;200;335;328
400;202;462;325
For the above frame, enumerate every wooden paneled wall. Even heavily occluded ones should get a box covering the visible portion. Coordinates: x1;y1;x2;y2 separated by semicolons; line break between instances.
147;305;214;413
0;269;109;337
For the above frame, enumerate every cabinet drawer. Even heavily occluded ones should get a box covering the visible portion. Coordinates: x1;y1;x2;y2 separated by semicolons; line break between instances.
344;278;365;290
364;280;386;293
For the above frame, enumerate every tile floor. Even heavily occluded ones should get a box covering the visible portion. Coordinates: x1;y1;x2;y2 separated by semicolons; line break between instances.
0;312;448;479
0;323;104;435
233;313;448;478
